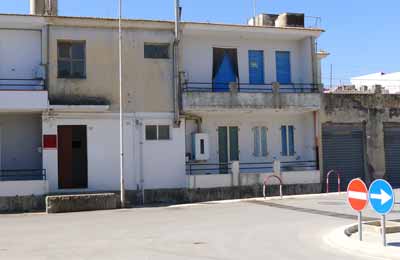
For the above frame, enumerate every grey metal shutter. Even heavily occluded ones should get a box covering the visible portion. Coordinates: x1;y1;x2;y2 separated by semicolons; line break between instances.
322;124;365;192
384;124;400;188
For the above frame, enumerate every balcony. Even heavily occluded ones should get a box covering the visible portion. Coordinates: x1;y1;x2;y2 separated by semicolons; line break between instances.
182;82;321;113
0;79;48;111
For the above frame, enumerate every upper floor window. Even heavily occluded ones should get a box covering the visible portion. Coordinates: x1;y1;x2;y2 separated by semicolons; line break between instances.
58;41;86;78
275;51;291;84
281;125;295;156
144;43;170;59
248;50;265;85
212;48;239;92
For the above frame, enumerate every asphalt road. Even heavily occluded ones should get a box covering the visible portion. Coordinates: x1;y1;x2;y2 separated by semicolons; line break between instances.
0;193;398;260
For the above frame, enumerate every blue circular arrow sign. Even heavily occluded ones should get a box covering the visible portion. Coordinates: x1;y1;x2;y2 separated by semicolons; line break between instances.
368;179;395;215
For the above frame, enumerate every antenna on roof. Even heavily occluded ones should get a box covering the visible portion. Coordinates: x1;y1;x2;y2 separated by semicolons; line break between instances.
253;0;257;18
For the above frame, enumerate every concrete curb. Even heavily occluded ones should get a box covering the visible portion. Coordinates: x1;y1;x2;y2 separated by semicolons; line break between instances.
168;191;344;208
324;225;400;260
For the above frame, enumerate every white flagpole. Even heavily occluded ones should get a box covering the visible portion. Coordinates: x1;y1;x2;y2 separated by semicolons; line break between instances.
118;0;126;208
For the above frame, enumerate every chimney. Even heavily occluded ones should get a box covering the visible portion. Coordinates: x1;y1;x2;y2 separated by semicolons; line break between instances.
30;0;58;16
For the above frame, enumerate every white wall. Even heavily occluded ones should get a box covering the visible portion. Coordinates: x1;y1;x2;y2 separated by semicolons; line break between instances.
181;33;313;86
186;111;316;164
42;112;186;193
0;29;42;80
141;117;186;189
0;180;48;196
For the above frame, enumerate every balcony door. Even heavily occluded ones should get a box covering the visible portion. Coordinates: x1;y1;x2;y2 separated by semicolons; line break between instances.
249;50;265;85
218;126;239;173
212;48;239;92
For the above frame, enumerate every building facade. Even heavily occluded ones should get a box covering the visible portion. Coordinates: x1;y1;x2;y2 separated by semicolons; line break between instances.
0;1;329;206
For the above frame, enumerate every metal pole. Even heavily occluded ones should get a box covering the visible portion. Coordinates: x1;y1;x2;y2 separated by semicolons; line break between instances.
330;64;333;89
358;211;362;241
382;215;386;247
118;0;126;208
253;0;256;19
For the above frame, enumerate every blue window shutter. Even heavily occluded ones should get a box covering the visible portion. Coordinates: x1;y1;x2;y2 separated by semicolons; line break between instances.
276;51;291;84
248;50;265;85
253;127;260;156
261;127;267;156
281;126;288;156
288;125;295;156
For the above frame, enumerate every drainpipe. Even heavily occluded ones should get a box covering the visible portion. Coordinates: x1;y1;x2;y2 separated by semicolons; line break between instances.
172;0;182;128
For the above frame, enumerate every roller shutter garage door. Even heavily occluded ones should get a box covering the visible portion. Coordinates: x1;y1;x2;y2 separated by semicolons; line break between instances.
384;124;400;188
322;124;365;192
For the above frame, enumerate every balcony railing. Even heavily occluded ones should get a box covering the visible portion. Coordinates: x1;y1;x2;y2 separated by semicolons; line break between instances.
182;82;320;93
280;160;318;171
0;169;47;182
186;162;231;175
0;79;45;90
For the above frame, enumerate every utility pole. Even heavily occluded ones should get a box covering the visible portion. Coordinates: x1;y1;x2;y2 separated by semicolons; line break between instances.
118;0;126;208
330;64;333;89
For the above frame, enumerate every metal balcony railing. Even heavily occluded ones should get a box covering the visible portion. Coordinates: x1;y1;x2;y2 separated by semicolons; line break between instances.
0;169;47;182
0;79;45;90
182;82;321;93
280;160;318;171
186;162;231;175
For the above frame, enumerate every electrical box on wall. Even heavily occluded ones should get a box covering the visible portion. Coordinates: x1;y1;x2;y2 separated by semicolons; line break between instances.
192;133;209;161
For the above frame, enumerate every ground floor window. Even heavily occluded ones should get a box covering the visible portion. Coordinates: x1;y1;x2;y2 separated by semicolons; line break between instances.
281;125;295;156
252;126;268;157
145;125;171;140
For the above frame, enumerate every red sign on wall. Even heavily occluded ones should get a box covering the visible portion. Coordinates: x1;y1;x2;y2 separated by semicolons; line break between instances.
43;135;57;149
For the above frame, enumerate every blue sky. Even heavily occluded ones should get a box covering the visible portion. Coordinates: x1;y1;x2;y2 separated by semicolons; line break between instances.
2;0;399;85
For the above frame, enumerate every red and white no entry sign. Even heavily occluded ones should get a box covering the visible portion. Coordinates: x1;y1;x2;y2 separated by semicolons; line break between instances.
347;179;368;212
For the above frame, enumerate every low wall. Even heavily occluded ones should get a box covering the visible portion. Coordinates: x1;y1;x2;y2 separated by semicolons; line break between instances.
127;183;322;205
0;195;45;213
46;193;118;214
0;180;49;196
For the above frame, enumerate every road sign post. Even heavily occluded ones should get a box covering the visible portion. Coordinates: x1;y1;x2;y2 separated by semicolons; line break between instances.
347;179;368;241
368;179;395;247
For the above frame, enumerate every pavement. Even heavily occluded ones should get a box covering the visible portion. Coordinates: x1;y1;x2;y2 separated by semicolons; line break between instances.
0;192;400;260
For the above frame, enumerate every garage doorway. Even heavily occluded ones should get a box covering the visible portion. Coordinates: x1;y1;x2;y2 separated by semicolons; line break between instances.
57;125;88;189
322;124;366;192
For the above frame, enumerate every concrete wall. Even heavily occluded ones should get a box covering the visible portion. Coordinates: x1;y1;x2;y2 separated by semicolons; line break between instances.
42;112;186;193
320;93;400;181
181;31;313;85
47;20;174;113
0;113;42;170
0;180;48;196
186;111;316;164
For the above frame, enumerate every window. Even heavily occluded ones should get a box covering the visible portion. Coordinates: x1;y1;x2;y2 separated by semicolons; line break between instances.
212;48;239;91
144;43;170;59
58;41;86;78
145;125;171;140
281;125;295;156
253;127;268;157
248;50;265;85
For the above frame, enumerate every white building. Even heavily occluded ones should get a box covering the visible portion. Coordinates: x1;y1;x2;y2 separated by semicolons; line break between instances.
351;72;400;94
0;14;49;197
181;14;324;188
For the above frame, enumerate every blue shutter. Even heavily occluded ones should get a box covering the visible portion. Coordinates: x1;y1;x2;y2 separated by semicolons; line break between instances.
253;127;260;156
288;125;295;156
248;50;265;85
281;126;288;156
261;127;267;156
276;51;291;84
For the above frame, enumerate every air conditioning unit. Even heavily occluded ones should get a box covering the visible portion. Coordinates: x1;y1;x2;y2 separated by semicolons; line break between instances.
192;133;209;161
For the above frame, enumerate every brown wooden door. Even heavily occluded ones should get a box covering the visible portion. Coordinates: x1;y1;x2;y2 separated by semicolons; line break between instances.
58;125;88;189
